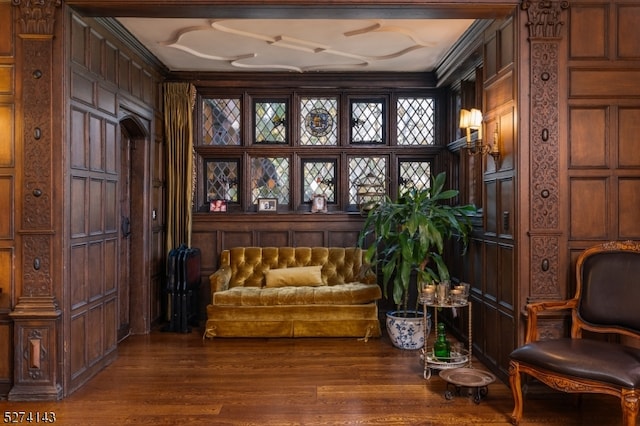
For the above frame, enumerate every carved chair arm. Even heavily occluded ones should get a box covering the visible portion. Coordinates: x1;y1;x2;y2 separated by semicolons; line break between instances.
525;299;577;343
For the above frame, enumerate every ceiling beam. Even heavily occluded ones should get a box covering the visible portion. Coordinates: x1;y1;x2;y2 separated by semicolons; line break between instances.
65;0;517;19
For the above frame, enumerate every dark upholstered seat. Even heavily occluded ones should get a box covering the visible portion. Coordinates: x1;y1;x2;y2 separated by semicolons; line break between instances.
511;339;640;388
509;241;640;426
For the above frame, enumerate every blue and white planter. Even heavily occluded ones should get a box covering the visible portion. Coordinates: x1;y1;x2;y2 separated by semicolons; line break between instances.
386;310;432;350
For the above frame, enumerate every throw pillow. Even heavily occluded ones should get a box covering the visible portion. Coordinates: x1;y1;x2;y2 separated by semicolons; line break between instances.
264;265;325;288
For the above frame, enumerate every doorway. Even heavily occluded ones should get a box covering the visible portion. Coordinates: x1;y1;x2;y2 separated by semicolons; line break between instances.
118;116;150;341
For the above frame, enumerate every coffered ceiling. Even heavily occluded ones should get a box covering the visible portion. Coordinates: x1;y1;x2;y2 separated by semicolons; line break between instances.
116;17;475;72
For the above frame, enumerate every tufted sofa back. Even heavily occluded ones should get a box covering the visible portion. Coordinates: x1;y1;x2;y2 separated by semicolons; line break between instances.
220;247;373;288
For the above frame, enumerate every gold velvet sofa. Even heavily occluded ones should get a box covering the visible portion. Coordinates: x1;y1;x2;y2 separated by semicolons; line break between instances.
204;247;382;339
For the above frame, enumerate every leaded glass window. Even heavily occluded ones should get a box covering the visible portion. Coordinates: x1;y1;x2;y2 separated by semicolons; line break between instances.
254;100;287;144
300;97;338;146
397;97;435;146
302;160;336;203
204;160;239;202
350;99;385;144
399;160;432;194
348;156;387;206
251;156;290;205
202;98;241;146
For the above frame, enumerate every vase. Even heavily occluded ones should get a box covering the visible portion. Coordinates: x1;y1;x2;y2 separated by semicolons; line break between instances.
385;310;431;350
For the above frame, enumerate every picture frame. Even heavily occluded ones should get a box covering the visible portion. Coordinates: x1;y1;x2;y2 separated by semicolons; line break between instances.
209;199;227;212
257;198;277;212
311;194;328;213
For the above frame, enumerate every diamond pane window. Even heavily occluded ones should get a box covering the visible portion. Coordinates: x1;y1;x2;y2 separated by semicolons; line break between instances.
399;160;432;193
350;100;385;144
300;98;338;146
348;156;387;205
251;156;290;205
202;98;241;146
302;160;336;203
397;97;435;145
204;160;239;202
254;100;287;144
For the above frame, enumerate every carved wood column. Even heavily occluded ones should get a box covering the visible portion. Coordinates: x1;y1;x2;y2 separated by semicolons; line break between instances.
521;0;569;304
8;0;62;401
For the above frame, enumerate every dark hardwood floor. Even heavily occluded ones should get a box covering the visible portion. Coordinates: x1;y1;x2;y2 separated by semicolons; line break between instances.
0;327;625;425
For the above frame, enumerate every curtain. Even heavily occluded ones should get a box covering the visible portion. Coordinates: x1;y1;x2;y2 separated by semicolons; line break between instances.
163;82;196;252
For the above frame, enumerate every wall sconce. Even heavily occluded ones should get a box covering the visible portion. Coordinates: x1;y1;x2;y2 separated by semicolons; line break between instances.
459;108;500;164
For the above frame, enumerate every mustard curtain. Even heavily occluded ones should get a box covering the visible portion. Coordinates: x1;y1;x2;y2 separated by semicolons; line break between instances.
163;82;196;252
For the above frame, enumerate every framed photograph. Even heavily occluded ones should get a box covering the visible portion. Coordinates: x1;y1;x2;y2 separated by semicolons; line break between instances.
209;199;227;212
258;198;277;212
311;194;328;213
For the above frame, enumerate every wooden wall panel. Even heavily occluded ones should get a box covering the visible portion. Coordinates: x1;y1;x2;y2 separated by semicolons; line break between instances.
618;178;640;239
104;238;117;294
499;178;514;237
70;109;87;169
485;180;497;234
497;310;515;376
0;177;12;238
618;108;640;167
617;5;640;59
70;15;87;66
328;231;360;248
570;70;640;97
569;5;607;59
88;242;103;300
89;30;102;76
104;41;117;85
485;241;498;300
293;231;324;247
222;232;253;249
89;179;103;234
258;231;289;247
0;106;13;165
498;244;513;309
570;178;607;240
70;177;86;237
567;0;640;255
0;249;12;300
71;71;94;104
570;107;607;167
0;322;10;384
69;315;86;379
87;305;103;364
0;66;13;95
89;115;102;171
69;245;87;309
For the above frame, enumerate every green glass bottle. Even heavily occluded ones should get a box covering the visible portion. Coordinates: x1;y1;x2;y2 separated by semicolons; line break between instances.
433;322;451;361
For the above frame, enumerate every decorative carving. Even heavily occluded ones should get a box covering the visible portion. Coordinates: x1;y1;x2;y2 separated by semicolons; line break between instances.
602;240;640;252
12;0;61;36
21;37;52;231
521;0;570;39
24;329;48;380
22;235;51;296
530;236;560;298
530;42;560;230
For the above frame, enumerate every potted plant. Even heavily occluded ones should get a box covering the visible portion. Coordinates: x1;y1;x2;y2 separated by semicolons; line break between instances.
358;171;476;349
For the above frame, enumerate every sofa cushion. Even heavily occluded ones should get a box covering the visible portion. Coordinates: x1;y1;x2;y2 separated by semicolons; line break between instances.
264;266;324;288
213;282;381;306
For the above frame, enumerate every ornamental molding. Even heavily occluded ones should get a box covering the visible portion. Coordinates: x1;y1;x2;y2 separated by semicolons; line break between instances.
521;0;570;39
12;0;61;35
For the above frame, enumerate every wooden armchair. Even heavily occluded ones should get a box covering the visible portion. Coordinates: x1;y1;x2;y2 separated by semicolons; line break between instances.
509;241;640;425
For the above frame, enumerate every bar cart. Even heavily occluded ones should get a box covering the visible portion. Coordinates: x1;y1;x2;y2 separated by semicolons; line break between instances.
420;290;472;380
